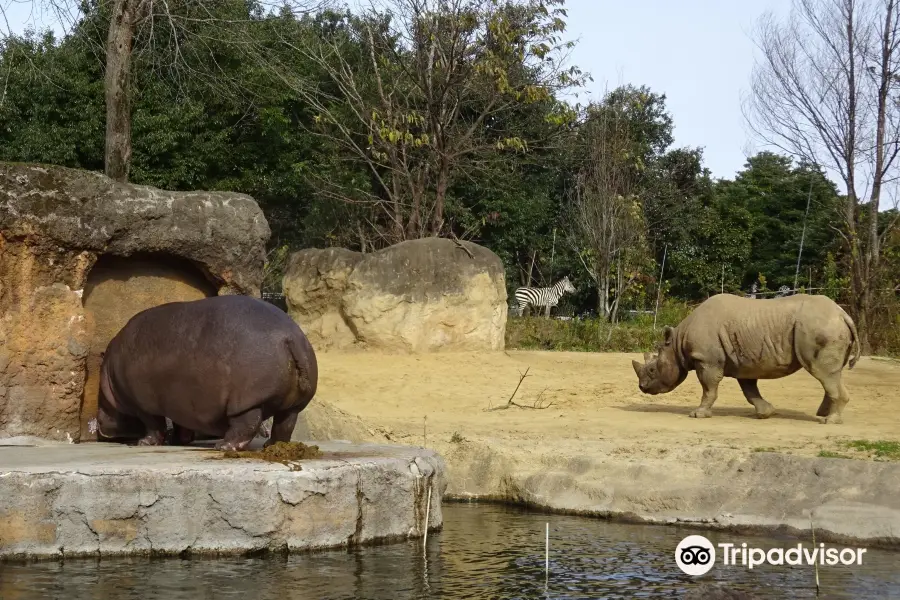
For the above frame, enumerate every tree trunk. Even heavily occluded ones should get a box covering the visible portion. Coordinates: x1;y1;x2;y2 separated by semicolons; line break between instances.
527;251;536;287
432;159;449;235
610;256;624;323
856;287;871;354
598;273;610;319
358;222;367;254
104;0;138;183
856;0;896;356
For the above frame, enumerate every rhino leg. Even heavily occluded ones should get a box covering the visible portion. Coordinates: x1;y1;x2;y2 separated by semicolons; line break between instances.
737;379;775;419
216;407;263;452
264;408;300;448
690;365;723;418
814;373;849;424
815;396;833;418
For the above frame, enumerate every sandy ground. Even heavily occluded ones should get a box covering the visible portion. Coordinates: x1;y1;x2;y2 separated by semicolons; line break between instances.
315;351;900;460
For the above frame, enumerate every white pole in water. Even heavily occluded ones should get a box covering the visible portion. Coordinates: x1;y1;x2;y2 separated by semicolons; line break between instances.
545;523;549;580
423;486;432;550
810;514;820;596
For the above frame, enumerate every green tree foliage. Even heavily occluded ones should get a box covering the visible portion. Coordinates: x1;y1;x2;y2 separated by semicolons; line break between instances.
0;31;104;168
648;149;753;298
1;0;896;353
286;0;586;245
716;152;841;290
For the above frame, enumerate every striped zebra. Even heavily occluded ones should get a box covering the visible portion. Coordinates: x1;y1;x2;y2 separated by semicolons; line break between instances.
513;276;576;317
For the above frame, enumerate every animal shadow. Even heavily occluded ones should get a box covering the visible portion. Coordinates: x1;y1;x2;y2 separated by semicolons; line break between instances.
617;403;820;423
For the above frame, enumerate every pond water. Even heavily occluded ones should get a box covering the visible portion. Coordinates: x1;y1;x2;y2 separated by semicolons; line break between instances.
1;502;897;599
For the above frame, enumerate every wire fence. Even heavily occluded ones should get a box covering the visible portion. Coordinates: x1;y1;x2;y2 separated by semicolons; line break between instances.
261;291;288;312
511;283;900;321
742;285;899;297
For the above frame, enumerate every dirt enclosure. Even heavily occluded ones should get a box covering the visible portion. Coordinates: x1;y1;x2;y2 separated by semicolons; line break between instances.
317;350;900;460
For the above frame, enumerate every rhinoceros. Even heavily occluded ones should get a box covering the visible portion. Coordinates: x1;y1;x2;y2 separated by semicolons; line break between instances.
631;294;860;423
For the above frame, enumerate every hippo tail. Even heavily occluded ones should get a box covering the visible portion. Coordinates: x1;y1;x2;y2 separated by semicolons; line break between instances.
841;309;861;370
286;332;318;400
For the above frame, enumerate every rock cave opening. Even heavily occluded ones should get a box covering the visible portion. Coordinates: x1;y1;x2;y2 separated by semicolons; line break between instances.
79;253;218;441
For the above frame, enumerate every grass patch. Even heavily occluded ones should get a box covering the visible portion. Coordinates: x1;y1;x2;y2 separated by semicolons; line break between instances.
752;447;778;453
449;431;466;443
219;441;322;469
843;440;900;460
505;296;900;356
505;301;693;353
818;450;852;459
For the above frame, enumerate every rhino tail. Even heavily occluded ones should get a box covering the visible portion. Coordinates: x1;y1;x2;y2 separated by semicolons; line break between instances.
841;309;861;369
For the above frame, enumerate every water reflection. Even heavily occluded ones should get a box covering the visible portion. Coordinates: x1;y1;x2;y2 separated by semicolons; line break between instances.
1;503;897;599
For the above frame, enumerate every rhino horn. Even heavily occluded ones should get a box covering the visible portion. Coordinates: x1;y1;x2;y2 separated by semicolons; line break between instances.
642;351;652;362
632;360;643;377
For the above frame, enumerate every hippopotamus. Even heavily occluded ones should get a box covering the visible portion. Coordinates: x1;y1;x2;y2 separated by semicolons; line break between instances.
93;294;318;450
631;293;860;423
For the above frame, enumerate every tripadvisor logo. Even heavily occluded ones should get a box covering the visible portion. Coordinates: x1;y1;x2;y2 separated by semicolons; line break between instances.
676;535;716;576
675;535;868;575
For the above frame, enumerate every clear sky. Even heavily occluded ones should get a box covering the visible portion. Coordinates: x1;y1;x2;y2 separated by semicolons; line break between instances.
561;0;790;182
2;0;790;182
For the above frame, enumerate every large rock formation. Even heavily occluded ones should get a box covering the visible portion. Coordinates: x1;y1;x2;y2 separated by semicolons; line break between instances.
282;238;507;352
0;162;270;441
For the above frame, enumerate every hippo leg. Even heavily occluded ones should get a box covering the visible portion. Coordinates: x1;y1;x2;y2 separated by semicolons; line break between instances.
263;408;300;448
165;423;196;446
690;365;723;418
258;417;273;439
136;414;168;446
216;407;263;452
96;402;146;442
737;379;775;419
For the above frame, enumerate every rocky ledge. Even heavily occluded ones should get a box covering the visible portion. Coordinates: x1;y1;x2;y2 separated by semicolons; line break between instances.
440;440;900;549
0;440;446;560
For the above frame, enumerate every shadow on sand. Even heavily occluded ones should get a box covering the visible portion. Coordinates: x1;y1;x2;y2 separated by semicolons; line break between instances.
616;402;821;423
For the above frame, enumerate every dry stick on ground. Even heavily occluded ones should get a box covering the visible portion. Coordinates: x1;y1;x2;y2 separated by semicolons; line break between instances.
486;367;555;411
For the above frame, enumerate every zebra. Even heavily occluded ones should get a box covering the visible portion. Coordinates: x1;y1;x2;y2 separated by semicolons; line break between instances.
513;276;576;317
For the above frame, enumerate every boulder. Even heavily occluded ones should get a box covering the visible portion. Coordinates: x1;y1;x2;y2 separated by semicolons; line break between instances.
290;398;378;443
282;238;507;352
0;162;270;441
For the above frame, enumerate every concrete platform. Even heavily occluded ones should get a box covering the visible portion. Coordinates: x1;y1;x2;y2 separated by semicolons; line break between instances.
0;439;446;560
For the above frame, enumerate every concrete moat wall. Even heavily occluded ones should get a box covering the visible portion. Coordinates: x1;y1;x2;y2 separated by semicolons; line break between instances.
0;440;447;559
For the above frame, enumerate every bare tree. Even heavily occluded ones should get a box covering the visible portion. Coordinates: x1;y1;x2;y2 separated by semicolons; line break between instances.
2;0;327;182
277;0;583;246
568;101;648;322
745;0;900;352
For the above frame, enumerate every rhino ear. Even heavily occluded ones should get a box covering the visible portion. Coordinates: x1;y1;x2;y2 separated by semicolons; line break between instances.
632;360;643;377
663;326;674;345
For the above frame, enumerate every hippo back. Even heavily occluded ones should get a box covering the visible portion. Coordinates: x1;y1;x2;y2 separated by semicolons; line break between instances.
102;295;317;434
